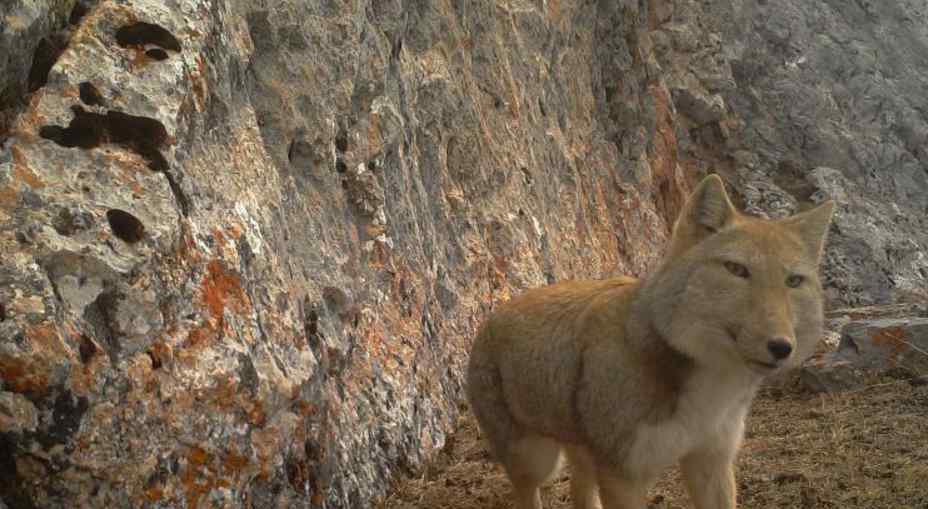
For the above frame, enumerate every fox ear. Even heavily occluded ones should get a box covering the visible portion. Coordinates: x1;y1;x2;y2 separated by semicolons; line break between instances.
684;174;736;233
783;200;835;259
666;174;737;258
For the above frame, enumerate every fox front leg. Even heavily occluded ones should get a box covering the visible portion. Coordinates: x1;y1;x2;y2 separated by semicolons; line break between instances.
680;447;737;509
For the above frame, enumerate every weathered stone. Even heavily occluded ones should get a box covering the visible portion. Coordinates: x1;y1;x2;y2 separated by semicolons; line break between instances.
798;353;866;394
0;391;38;434
656;0;928;306
837;318;928;374
801;316;928;392
0;0;83;141
671;87;726;126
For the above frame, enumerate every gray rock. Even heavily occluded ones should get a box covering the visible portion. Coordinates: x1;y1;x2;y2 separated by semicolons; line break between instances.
659;0;928;307
838;318;928;374
0;391;38;434
801;316;928;392
799;353;866;394
0;0;80;141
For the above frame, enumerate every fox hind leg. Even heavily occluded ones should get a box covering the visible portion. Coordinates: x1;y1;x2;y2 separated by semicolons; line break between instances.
467;361;561;508
505;434;564;509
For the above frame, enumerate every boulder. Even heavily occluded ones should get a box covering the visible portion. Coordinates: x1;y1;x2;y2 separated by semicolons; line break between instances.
801;316;928;393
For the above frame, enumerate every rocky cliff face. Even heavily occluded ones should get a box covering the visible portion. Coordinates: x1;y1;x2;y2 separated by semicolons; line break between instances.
0;0;925;508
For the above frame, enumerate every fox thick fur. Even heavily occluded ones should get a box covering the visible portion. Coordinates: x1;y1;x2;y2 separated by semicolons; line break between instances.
466;174;834;509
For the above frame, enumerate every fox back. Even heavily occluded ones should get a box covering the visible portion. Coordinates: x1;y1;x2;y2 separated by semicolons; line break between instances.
466;174;834;509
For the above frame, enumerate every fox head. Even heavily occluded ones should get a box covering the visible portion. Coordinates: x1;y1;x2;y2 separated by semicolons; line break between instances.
641;174;835;375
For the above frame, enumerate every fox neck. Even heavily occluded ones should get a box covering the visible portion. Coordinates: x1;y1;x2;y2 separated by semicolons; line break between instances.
626;259;688;350
629;263;768;384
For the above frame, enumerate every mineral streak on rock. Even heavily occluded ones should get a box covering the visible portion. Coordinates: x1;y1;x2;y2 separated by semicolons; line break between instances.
0;0;926;508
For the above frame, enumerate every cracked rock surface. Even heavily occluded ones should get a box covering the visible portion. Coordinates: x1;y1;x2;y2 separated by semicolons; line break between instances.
0;0;926;507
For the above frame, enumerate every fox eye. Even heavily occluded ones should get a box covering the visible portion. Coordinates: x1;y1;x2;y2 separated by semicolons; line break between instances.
724;261;750;278
786;274;805;288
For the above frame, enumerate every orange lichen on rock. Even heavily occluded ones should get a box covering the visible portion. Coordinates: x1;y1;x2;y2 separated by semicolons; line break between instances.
201;259;248;322
179;443;251;509
0;185;18;209
143;484;165;502
213;227;227;250
182;446;219;509
11;145;45;189
223;448;250;477
183;324;217;351
1;323;74;396
647;83;687;226
869;326;909;365
191;56;209;111
247;402;267;427
0;356;46;395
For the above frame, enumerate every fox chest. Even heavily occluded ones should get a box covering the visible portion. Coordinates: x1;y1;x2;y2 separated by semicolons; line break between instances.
621;385;752;477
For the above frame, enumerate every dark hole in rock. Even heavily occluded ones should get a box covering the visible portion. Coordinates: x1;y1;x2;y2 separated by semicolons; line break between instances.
391;37;403;60
147;349;162;370
335;127;348;153
78;82;105;106
0;433;38;508
302;298;324;351
38;390;90;448
135;143;169;172
0;302;6;321
40;106;169;172
306;309;319;342
538;98;547;117
145;48;169;61
115;22;182;52
344;305;361;328
78;335;98;363
285;458;309;492
28;37;66;92
287;139;305;165
304;438;323;461
105;109;169;146
494;97;503;109
106;209;145;243
335;159;347;174
69;2;90;25
39;123;101;149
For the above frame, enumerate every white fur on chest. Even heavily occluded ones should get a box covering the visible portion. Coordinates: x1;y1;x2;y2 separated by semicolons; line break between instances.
625;368;756;477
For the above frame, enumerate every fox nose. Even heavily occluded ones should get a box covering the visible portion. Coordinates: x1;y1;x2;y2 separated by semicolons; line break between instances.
767;339;793;361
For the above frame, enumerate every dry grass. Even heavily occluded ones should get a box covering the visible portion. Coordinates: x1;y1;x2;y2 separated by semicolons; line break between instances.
382;380;928;509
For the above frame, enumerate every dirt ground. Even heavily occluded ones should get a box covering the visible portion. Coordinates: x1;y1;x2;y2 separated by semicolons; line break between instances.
382;378;928;509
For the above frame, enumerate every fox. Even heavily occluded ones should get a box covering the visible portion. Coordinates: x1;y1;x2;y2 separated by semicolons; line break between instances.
465;174;834;509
